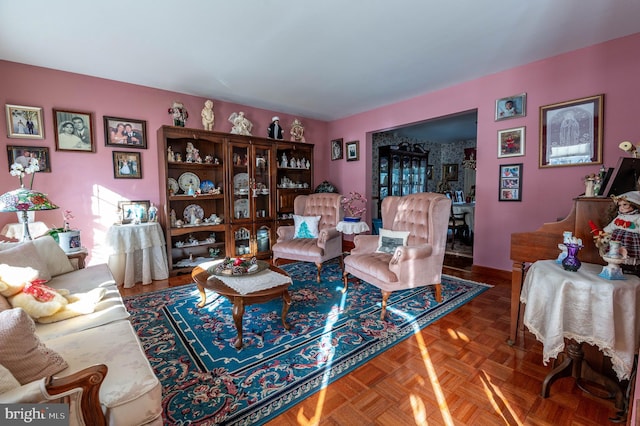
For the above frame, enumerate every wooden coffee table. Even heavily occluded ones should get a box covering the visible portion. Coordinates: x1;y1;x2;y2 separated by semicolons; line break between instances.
191;262;292;349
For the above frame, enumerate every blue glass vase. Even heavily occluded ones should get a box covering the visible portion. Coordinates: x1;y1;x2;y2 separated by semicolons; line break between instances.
562;243;582;271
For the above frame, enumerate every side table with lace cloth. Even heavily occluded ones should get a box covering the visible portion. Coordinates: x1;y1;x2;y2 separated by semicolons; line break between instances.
106;222;169;288
337;220;370;253
520;259;640;414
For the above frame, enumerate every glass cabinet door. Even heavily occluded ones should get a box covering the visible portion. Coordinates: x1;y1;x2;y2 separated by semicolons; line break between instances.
391;154;401;196
231;144;250;221
252;146;271;219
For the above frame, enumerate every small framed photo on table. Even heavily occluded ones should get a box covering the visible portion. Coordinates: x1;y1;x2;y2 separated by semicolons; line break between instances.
5;104;44;139
118;200;150;224
499;163;523;201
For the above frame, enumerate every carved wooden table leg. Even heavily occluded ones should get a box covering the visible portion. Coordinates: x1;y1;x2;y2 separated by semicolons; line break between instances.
232;296;245;349
281;290;291;330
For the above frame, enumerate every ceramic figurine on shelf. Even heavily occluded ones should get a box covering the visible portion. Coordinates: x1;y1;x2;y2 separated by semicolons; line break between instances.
201;100;215;131
167;146;175;162
170;209;177;227
168;101;188;127
228;111;253;135
592;191;640;266
290;118;305;142
148;203;158;222
281;152;288;168
267;116;283;140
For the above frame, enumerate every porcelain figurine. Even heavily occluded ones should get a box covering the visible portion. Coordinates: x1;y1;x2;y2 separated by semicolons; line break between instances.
201;100;215;131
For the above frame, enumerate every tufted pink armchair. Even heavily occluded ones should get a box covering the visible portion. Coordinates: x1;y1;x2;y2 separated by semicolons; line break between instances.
343;193;451;320
272;193;344;282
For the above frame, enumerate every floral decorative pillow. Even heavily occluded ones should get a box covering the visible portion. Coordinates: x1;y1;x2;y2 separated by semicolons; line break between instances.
376;228;410;254
293;215;321;239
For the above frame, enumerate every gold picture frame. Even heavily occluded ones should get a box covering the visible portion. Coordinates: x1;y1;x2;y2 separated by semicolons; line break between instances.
5;104;44;139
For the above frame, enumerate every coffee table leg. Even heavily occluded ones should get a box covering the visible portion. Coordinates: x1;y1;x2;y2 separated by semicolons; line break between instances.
196;282;207;308
281;290;291;330
232;296;245;349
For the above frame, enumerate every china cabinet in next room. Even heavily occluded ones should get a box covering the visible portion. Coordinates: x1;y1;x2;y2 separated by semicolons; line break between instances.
378;145;428;216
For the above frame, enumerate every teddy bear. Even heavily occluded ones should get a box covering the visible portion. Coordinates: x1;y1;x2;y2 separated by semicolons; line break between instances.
0;264;105;324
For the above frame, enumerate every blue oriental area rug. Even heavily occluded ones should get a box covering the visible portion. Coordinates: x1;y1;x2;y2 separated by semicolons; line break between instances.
124;260;490;425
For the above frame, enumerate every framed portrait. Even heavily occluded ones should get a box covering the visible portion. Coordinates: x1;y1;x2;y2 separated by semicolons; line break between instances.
112;151;142;179
118;200;150;224
427;164;434;180
7;145;51;172
345;140;359;162
331;138;343;161
497;126;525;158
442;163;458;181
539;94;604;168
104;116;148;149
5;104;44;139
53;108;95;152
499;163;523;201
495;93;526;121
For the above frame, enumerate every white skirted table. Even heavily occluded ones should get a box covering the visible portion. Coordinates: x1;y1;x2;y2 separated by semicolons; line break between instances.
106;222;169;288
521;260;640;417
336;220;370;235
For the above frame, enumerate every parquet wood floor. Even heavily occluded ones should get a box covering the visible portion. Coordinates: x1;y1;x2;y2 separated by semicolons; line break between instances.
120;265;628;425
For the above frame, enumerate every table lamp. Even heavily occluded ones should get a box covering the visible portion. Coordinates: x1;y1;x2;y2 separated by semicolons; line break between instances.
0;187;58;241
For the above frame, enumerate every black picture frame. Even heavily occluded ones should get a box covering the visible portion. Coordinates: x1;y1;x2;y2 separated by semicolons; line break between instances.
53;108;95;152
6;145;51;172
104;116;148;149
499;163;523;201
345;140;359;162
112;151;142;179
331;138;343;161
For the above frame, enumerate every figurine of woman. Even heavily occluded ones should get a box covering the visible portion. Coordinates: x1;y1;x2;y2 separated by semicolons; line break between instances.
281;152;288;168
290;118;306;142
168;101;188;127
228;111;253;135
595;191;640;261
167;146;175;162
267;116;283;140
148;203;158;222
201;100;215;131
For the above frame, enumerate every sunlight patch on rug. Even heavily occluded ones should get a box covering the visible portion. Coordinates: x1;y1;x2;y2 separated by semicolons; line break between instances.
125;260;490;425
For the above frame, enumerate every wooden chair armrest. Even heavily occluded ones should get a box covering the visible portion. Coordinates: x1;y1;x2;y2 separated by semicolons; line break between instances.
45;364;108;426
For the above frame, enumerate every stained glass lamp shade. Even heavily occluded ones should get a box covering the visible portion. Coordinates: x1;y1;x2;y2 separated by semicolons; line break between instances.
0;188;58;241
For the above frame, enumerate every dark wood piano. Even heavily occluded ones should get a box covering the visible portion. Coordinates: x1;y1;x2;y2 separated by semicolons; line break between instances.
509;196;610;345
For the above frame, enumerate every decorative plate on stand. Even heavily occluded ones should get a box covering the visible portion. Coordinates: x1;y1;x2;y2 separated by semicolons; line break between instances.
183;204;204;221
168;178;179;195
178;172;200;193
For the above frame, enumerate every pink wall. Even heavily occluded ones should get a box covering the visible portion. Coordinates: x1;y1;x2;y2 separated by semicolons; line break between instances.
0;61;328;265
328;32;640;272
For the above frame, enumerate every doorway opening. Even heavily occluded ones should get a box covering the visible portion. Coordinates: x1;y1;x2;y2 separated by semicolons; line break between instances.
371;109;477;270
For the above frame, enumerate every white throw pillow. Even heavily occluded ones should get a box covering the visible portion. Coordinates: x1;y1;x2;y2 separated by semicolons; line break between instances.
32;236;74;276
0;241;51;281
376;228;410;254
293;215;321;239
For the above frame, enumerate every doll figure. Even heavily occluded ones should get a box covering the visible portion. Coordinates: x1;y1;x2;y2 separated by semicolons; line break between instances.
168;101;188;127
595;191;640;261
267;116;283;140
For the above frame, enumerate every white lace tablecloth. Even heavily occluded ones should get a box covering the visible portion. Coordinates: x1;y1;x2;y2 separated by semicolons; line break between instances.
106;222;169;288
521;260;640;380
336;221;370;235
214;269;292;295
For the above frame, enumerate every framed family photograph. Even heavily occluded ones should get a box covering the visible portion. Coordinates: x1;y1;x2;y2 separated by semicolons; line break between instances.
112;151;142;179
442;163;459;181
499;163;523;201
331;138;343;161
118;200;150;224
104;116;148;149
497;126;525;158
495;93;526;121
5;104;44;139
53;108;95;152
539;94;604;168
345;140;359;161
7;145;51;172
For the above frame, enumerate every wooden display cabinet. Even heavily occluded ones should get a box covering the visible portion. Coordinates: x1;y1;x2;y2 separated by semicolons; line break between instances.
275;141;314;225
157;126;228;275
378;146;428;216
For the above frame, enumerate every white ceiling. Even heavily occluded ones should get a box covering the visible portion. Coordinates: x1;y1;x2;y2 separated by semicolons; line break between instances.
1;1;639;124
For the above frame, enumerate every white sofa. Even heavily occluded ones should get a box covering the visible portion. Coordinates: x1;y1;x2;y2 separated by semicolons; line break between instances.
0;236;162;425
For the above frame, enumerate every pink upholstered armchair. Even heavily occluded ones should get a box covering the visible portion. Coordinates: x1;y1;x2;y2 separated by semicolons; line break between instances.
272;193;344;282
343;193;451;319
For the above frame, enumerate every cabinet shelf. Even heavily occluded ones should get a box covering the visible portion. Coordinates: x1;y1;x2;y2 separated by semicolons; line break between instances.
168;162;222;170
169;194;224;201
170;224;225;236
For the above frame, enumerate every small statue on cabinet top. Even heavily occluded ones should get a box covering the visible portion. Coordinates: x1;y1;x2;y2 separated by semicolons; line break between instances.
228;111;253;135
290;118;306;142
168;101;188;127
201;100;215;131
267;116;283;140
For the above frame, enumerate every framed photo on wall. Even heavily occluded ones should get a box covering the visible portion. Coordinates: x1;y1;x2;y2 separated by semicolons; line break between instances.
497;126;525;158
345;140;359;161
104;116;148;149
427;165;434;180
495;93;526;121
112;151;142;179
53;108;95;152
5;104;44;139
499;163;522;201
539;94;603;168
6;145;51;172
331;138;343;160
442;163;458;181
